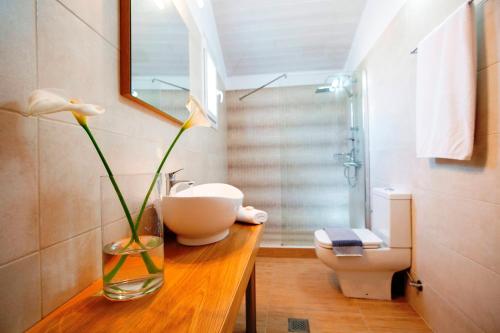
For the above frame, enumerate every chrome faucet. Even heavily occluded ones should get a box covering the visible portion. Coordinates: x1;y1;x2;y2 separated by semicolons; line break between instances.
166;168;194;195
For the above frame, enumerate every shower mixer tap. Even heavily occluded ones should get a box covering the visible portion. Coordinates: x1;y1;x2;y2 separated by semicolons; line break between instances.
335;144;362;188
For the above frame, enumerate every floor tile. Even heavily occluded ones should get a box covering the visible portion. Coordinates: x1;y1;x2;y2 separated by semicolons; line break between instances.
234;257;430;333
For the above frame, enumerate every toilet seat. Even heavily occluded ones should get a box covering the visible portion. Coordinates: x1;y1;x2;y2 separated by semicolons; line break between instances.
314;228;384;249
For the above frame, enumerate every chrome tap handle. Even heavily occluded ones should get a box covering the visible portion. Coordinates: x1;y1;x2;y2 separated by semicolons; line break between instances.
167;168;183;180
166;168;184;195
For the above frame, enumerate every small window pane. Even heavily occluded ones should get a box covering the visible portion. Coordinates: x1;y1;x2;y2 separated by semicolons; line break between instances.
206;52;217;122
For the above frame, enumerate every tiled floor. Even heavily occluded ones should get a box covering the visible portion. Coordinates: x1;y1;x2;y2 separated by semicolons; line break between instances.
234;257;431;333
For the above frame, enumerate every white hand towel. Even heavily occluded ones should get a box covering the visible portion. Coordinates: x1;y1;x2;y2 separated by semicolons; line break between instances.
237;206;268;224
416;1;476;160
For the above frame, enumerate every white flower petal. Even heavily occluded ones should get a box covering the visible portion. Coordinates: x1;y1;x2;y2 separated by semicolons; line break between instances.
68;103;105;116
27;89;105;117
28;90;68;115
183;96;211;129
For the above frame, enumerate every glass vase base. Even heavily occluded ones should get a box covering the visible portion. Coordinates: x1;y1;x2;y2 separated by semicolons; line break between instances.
103;275;164;301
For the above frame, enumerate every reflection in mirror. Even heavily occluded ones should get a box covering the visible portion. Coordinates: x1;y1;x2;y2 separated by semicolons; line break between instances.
131;0;190;122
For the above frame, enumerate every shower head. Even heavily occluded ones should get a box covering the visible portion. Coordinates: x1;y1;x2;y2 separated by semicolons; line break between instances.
315;85;353;98
315;86;332;94
315;75;353;97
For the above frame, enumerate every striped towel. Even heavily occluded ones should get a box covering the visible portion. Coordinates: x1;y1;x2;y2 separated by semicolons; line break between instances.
324;228;363;256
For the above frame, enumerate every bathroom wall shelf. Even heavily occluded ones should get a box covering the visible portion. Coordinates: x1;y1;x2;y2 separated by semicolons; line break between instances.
28;223;264;333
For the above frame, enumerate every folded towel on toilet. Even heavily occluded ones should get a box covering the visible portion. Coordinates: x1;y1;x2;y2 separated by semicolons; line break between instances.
237;206;268;224
324;227;363;256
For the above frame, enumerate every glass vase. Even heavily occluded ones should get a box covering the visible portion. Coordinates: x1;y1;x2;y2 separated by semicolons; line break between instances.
100;173;165;301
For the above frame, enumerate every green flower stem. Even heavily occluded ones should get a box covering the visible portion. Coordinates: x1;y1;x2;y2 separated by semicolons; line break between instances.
80;123;161;280
140;252;158;272
103;127;185;283
103;254;128;283
81;124;138;242
133;127;185;232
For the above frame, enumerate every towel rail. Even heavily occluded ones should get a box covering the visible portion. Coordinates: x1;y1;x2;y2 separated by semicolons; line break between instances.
410;0;482;55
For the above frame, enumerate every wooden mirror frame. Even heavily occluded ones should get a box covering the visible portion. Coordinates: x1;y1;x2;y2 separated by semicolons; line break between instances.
119;0;183;125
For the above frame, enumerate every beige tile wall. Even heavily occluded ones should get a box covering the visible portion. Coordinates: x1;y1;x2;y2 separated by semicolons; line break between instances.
359;0;500;332
0;0;227;331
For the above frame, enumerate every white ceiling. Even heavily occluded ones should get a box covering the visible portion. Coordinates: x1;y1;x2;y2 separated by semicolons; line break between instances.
211;0;367;77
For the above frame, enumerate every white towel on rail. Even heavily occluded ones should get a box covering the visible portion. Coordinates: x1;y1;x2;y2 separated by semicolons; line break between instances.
416;1;477;160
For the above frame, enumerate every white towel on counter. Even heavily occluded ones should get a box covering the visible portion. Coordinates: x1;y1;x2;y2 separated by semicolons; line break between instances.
236;206;268;224
416;1;477;160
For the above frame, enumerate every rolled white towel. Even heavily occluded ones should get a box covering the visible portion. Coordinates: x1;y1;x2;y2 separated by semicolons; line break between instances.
237;206;268;224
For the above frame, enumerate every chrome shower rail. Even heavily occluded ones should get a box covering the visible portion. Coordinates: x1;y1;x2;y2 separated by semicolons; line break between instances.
239;74;287;101
152;78;190;91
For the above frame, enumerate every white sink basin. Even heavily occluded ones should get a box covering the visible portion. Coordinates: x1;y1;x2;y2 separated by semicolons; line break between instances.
162;183;244;246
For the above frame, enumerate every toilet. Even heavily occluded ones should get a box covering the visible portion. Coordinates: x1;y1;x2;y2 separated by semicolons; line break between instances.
314;187;411;300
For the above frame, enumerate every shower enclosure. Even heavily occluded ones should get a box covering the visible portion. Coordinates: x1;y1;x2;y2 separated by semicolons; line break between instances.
227;72;368;247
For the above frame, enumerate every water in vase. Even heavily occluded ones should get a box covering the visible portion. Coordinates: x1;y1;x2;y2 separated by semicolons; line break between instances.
102;235;164;300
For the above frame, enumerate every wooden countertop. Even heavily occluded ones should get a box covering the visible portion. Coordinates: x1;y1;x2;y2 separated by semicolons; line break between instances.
29;223;264;333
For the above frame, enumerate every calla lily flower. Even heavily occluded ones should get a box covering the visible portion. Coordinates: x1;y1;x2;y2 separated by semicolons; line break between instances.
23;91;213;285
28;89;105;126
182;95;211;130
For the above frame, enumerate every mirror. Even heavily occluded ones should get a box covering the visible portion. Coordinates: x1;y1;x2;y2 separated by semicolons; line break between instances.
120;0;190;124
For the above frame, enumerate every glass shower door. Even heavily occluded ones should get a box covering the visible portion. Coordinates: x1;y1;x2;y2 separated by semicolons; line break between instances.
226;72;368;247
280;74;366;246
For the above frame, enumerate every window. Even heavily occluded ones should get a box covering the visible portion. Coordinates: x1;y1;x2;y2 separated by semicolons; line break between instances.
204;49;219;126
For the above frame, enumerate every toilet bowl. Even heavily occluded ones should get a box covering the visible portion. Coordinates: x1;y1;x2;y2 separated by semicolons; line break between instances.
314;188;412;300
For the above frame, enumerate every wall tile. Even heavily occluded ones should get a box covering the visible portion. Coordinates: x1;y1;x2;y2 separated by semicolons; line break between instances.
207;152;227;183
0;0;37;112
477;0;500;71
57;0;119;47
0;111;39;265
414;236;500;332
370;148;417;190
41;228;101;316
97;130;166;176
0;253;41;333
414;189;500;275
0;0;36;111
415;134;500;204
407;284;483;333
182;149;209;184
36;0;120;130
39;119;102;248
477;62;500;136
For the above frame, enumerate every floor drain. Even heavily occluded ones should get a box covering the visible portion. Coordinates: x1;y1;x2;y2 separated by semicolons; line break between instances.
288;318;310;332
